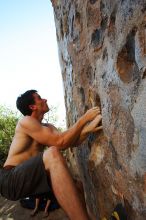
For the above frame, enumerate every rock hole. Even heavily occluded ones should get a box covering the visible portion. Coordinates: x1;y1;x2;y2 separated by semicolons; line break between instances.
79;87;85;104
102;48;108;61
60;19;64;39
142;69;146;79
116;29;137;83
101;16;108;31
110;7;117;25
88;88;101;109
91;29;102;47
90;0;97;4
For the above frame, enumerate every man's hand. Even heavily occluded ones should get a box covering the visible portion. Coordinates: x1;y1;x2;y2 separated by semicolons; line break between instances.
72;113;102;146
83;107;101;122
82;114;102;134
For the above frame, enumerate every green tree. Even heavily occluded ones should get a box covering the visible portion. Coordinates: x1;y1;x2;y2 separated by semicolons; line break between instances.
43;105;58;125
0;105;20;167
43;105;66;131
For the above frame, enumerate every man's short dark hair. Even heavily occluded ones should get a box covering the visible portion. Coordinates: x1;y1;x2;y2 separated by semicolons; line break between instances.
16;90;37;116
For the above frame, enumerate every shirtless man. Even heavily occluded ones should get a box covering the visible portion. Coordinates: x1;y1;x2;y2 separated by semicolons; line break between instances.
0;89;102;220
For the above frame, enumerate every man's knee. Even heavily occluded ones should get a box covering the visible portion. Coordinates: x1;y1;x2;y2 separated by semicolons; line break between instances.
43;146;65;170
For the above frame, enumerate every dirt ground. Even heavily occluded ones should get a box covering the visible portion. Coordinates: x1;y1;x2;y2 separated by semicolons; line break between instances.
0;195;69;220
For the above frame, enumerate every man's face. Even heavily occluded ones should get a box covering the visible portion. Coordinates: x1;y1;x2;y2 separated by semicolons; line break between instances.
32;93;49;113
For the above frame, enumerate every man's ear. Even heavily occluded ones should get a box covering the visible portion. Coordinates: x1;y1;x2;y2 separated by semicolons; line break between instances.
29;104;36;111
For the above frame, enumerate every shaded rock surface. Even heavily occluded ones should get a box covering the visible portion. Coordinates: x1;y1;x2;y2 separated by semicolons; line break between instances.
51;0;146;219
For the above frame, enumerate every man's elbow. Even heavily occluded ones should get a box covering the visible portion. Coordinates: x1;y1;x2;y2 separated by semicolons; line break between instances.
55;136;69;150
58;140;69;149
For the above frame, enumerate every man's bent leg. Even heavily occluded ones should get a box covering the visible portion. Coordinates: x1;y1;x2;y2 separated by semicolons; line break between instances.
43;147;89;220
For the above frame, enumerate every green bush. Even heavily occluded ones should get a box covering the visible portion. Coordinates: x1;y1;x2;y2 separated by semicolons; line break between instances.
0;105;20;167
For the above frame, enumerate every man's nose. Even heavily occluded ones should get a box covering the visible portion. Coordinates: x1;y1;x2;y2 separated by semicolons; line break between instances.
43;99;47;102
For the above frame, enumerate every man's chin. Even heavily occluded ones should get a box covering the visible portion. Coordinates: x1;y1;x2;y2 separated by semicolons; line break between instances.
46;107;50;112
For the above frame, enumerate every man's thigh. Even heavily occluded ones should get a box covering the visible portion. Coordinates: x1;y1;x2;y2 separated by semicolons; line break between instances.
0;153;52;200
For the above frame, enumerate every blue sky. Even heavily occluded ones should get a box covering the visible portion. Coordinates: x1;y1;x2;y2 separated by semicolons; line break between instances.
0;0;65;125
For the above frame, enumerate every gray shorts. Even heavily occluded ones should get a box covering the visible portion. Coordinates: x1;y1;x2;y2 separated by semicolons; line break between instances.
0;153;53;201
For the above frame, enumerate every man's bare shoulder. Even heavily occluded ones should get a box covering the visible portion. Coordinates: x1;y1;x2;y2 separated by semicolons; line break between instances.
18;116;40;129
17;117;57;138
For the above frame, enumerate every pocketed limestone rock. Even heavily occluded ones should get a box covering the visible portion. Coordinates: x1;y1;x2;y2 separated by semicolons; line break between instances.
51;0;146;219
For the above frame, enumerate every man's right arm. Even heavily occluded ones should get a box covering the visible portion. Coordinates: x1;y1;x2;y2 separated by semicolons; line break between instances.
20;107;101;149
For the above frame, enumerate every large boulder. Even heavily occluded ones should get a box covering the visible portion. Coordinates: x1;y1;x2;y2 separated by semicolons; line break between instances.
51;0;146;219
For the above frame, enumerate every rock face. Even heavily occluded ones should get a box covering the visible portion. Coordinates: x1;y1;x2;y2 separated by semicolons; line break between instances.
51;0;146;219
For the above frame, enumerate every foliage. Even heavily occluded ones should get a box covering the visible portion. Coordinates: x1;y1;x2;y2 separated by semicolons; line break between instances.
43;105;66;131
0;105;20;167
43;105;58;125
